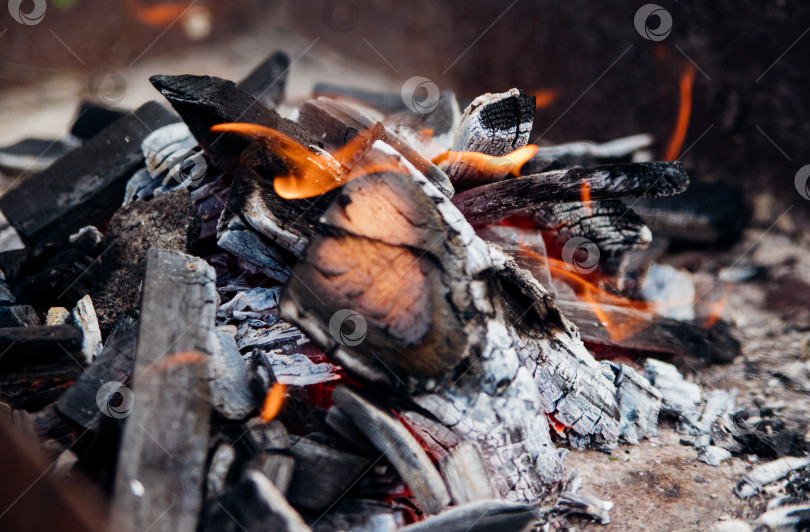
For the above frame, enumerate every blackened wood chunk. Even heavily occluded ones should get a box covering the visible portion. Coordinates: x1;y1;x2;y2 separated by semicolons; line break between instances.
399;500;538;532
112;249;216;532
313;83;409;113
0;325;84;373
0;305;40;327
91;189;201;334
331;385;450;515
150;74;312;173
286;435;373;513
0;102;176;250
452;89;535;157
218;168;335;258
55;319;137;432
237;51;290;109
208;329;258;421
202;471;311;532
206;442;236;500
250;453;295;494
452;162;690;227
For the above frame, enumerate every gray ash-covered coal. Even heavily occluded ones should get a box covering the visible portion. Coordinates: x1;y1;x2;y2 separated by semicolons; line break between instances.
0;49;763;531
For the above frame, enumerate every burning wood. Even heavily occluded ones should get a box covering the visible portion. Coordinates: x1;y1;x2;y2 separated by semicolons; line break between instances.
0;48;767;531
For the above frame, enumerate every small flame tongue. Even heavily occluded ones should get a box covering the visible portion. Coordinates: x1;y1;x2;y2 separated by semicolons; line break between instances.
432;144;538;178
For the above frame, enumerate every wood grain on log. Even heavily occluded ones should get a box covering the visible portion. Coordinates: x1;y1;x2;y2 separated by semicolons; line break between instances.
112;249;217;532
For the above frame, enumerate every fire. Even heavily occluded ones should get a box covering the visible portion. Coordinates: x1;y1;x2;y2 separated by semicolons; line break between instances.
154;350;206;371
580;182;592;217
431;145;538;178
260;382;287;422
210;123;357;199
521;244;655;342
664;63;696;161
700;281;729;329
531;89;559;110
132;1;192;26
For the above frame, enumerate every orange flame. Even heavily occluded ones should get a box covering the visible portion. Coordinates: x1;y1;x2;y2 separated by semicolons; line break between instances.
531;89;559;110
664;63;696;161
432;145;538;178
581;182;592;217
700;281;729;329
260;382;287;422
132;1;191;26
211;123;365;199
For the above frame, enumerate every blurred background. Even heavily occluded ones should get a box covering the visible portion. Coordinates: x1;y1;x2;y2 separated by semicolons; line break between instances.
1;0;809;228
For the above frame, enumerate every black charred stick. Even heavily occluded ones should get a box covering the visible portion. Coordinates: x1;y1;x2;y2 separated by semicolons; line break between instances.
0;102;176;253
237;51;290;109
452;161;689;226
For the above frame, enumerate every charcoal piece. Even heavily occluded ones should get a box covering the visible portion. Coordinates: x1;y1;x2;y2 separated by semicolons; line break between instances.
452;162;690;227
644;359;703;418
69;100;128;141
527;134;653;170
331;385;450;515
46;307;71;326
309;499;405;532
297;97;454;197
439;442;497;504
0;305;40;327
111;249;216;532
91;189;201;334
313;83;409;113
206;442;236;500
286;435;373;513
218;168;335;258
0;138;73;174
452;89;535;157
250;452;295;494
556;300;741;364
202;471;310;532
0;276;14;305
609;363;662;444
735;456;810;499
208;329;258;420
216;213;292;282
55;319;137;431
217;288;281;320
0;102;176;251
244;418;289;454
325;406;375;454
0;325;84;373
150;74;312;173
399;500;538;532
237;51;290;108
630;182;748;246
554;492;613;524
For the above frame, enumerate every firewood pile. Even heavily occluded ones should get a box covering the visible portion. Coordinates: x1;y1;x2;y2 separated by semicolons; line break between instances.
0;50;807;531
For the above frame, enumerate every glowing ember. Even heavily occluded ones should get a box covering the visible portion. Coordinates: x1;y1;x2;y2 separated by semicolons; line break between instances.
432;145;538;178
133;1;193;26
260;382;287;422
153;350;206;371
531;89;559;110
700;281;729;329
664;64;696;161
581;182;592;217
